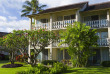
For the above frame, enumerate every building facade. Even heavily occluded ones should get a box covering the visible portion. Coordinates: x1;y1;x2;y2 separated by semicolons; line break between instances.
27;1;110;64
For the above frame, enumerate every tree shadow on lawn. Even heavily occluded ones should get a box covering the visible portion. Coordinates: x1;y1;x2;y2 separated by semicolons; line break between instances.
64;67;110;74
0;60;9;64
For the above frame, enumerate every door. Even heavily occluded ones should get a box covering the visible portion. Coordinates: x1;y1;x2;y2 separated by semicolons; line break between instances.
42;49;48;60
57;50;63;61
93;49;101;65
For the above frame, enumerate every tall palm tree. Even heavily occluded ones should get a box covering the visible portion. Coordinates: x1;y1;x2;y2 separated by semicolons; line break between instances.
21;0;46;17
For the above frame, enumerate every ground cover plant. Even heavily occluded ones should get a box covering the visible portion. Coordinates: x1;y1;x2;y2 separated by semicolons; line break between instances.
0;61;32;74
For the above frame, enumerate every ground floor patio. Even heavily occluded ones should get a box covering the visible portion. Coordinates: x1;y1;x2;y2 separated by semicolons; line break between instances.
35;47;110;65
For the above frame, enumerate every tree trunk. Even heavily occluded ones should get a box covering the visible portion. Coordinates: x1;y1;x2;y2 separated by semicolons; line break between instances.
11;52;14;64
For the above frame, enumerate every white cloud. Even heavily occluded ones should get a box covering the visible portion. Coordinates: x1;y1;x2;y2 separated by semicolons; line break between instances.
0;16;7;21
8;16;17;20
39;0;109;8
0;0;27;9
0;16;29;32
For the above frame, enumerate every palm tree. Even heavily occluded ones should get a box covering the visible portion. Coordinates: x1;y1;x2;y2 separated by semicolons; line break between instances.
21;0;46;17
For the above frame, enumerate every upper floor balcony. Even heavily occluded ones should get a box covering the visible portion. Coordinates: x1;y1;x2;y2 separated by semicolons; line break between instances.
34;19;76;30
98;38;109;47
52;38;109;48
52;19;75;30
33;19;109;30
84;19;109;29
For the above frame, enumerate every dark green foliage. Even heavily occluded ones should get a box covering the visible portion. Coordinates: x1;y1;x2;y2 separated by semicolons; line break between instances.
17;62;67;74
59;22;98;67
0;54;8;60
0;54;5;60
101;61;110;67
41;60;58;65
50;62;67;74
17;63;49;74
4;55;9;60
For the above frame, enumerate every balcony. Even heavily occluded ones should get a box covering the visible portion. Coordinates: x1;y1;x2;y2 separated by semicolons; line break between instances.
52;40;68;47
34;19;108;30
84;19;108;29
34;23;49;30
33;19;75;30
52;38;109;48
52;19;75;30
97;38;109;46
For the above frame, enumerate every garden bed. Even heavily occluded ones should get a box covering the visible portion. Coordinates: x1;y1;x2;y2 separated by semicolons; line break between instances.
2;64;23;68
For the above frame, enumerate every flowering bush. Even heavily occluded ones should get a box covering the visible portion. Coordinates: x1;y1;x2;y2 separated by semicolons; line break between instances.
16;54;28;62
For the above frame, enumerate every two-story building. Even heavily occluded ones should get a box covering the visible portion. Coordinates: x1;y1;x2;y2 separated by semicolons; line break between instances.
27;1;110;65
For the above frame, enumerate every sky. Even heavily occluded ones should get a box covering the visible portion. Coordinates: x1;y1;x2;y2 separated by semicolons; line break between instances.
0;0;110;32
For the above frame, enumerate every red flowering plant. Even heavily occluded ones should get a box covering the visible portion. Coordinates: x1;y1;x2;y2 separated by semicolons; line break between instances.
0;30;29;64
16;53;28;62
0;29;58;66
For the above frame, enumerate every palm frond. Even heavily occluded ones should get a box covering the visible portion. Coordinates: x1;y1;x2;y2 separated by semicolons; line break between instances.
39;5;47;8
21;12;30;17
25;1;32;6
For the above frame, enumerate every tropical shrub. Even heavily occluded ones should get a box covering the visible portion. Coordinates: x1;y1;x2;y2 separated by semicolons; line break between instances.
59;22;98;67
101;61;110;67
50;62;67;74
0;54;5;60
41;60;58;65
16;54;28;62
17;63;49;74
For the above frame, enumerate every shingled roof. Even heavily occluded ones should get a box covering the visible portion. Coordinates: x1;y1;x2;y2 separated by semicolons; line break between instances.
38;1;88;14
84;1;110;11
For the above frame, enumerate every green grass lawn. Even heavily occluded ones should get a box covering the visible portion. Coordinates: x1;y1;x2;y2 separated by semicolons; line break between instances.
64;66;110;74
1;61;110;74
0;60;32;74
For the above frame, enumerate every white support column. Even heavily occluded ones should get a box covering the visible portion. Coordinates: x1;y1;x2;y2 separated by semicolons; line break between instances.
107;10;110;60
63;50;65;59
28;18;32;62
35;19;37;30
76;10;80;22
29;18;32;30
49;15;53;60
35;19;37;25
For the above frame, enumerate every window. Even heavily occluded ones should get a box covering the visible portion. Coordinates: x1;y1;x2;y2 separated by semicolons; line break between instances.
40;19;48;23
64;15;70;20
57;16;63;21
84;16;91;22
100;14;107;20
64;14;75;20
71;15;75;19
91;15;99;20
101;32;108;39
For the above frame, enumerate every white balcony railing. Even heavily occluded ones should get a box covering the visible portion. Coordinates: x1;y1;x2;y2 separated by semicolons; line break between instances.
52;19;75;29
33;19;109;30
52;40;68;47
35;23;49;30
52;38;109;48
84;19;108;28
98;38;109;46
